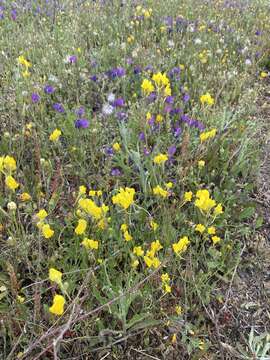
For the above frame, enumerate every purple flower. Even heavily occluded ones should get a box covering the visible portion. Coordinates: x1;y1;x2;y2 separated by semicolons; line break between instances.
108;67;126;78
75;118;89;128
173;126;182;138
113;98;125;107
11;9;17;20
146;92;157;104
111;168;122;176
116;111;128;121
69;55;77;63
44;85;55;94
75;107;85;117
165;96;175;104
90;75;98;82
143;146;152;156
53;103;64;113
164;105;173;113
168;145;176;157
183;93;190;103
133;65;141;74
144;65;154;72
31;93;40;103
105;146;114;156
138;132;146;142
148;115;155;126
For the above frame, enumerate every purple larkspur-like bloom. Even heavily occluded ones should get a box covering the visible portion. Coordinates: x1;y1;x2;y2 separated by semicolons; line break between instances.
168;67;181;79
165;105;173;113
44;85;54;94
108;67;126;78
116;111;128;121
75;118;89;128
173;124;182;138
144;64;154;72
69;55;77;63
148;115;155;126
105;146;114;157
168;145;176;157
183;93;190;103
75;107;85;117
111;168;122;176
143;146;152;156
113;98;125;107
165;96;175;104
53;103;64;113
133;65;141;74
90;75;98;82
31;93;40;103
11;9;17;20
170;108;183;116
146;92;157;104
138;132;146;142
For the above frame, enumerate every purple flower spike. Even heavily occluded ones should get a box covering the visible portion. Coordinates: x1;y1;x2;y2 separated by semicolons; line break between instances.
90;75;98;82
111;168;122;176
113;98;125;107
143;146;152;156
53;103;64;113
69;55;77;63
31;93;40;103
165;96;175;104
75;118;89;128
174;126;182;138
168;145;176;157
11;9;17;21
138;132;146;142
75;107;85;117
44;85;55;94
183;93;190;103
105;147;114;156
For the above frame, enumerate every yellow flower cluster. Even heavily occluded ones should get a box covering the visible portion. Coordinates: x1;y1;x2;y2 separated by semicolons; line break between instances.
82;238;99;250
153;153;168;165
200;128;217;142
18;55;32;78
161;273;171;293
153;185;169;198
144;240;163;268
172;236;190;255
49;294;65;316
75;219;87;235
49;129;62;142
141;72;171;97
78;198;108;220
120;223;133;241
0;155;20;191
112;187;135;210
195;190;216;212
36;209;54;238
200;92;214;106
49;268;63;285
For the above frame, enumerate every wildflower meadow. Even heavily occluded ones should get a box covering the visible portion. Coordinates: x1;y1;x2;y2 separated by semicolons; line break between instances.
0;0;270;359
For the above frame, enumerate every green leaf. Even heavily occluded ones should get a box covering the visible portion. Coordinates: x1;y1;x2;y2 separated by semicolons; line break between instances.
239;207;255;220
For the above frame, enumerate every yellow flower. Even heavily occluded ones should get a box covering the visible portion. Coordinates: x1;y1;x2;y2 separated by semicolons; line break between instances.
207;226;216;235
20;192;31;202
79;185;87;195
171;333;177;344
120;223;128;232
18;55;32;68
123;230;133;241
152;257;161;268
151;240;163;253
49;129;61;142
0;157;4;172
156;114;163;123
200;128;217;142
75;219;87;235
49;294;65;316
144;255;153;268
184;191;193;202
22;70;30;78
132;259;139;268
82;238;99;250
164;283;171;293
164;84;172;96
260;71;268;78
161;273;170;283
127;35;135;43
17;295;25;303
96;190;102;197
146;112;152;121
42;224;54;238
78;198;105;220
133;246;144;257
112;187;135;210
198;160;205;167
165;182;173;189
195;224;206;234
195;189;216;212
200;92;214;106
150;220;158;231
152;72;169;87
214;203;223;216
212;236;221;244
49;268;63;285
36;209;48;221
88;190;96;196
172;236;190;255
141;79;154;95
5;175;19;191
153;185;169;198
3;156;17;172
175;305;182;315
113;142;121;151
153;153;168;165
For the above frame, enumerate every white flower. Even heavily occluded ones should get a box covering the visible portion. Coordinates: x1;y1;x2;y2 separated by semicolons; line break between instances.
7;202;17;211
107;93;115;103
194;38;202;45
102;103;114;116
245;59;252;65
168;40;175;48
